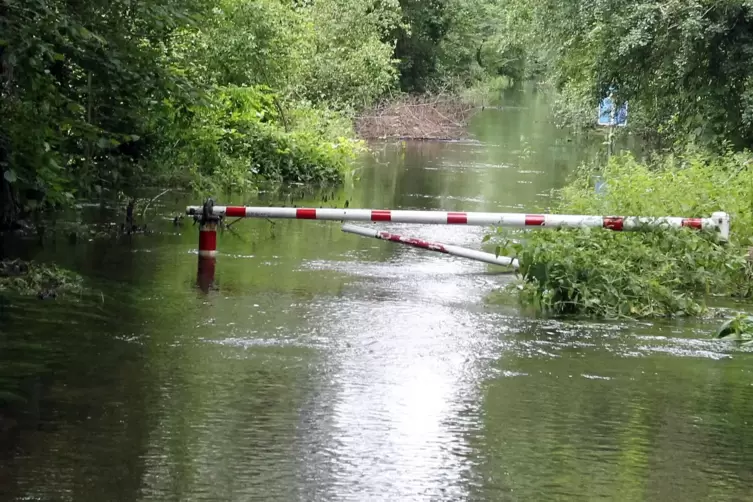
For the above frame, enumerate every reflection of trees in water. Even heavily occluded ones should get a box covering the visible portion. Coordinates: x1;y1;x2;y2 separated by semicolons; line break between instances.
0;194;179;500
0;296;155;500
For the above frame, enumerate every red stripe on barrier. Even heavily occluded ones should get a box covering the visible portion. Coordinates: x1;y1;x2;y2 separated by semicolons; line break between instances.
296;208;317;219
447;212;468;224
603;217;624;231
682;218;703;229
406;237;447;253
371;210;392;221
225;206;246;218
525;215;545;226
198;227;217;251
379;232;447;253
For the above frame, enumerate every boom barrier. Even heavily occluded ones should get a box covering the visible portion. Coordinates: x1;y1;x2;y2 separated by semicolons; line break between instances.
186;199;730;291
186;204;730;241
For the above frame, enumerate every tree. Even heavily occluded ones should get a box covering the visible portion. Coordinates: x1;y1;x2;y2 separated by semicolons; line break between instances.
497;0;753;147
0;0;210;225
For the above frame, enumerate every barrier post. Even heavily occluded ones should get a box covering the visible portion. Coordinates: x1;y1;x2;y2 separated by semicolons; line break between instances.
198;198;219;258
712;211;731;243
196;198;219;291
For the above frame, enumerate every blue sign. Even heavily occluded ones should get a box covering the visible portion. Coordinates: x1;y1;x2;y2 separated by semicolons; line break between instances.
594;176;607;194
598;91;628;127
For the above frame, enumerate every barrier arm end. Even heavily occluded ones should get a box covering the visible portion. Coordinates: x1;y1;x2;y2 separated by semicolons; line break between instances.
712;211;730;242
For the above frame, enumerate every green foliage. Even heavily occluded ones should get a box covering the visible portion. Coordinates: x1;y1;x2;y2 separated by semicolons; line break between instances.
716;314;753;345
394;0;524;93
153;86;364;192
504;227;742;318
493;148;753;318
295;0;401;109
561;147;753;241
1;0;401;223
191;0;401;110
499;0;753;148
0;0;210;222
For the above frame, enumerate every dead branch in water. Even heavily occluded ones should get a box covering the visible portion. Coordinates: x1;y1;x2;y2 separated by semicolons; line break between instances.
355;94;478;140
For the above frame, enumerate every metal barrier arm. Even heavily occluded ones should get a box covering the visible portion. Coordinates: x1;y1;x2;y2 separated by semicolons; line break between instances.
186;206;730;242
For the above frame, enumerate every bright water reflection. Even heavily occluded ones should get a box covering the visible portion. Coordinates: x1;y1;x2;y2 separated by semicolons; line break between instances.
1;87;752;502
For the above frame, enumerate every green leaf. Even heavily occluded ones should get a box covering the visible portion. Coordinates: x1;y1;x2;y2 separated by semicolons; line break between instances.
3;170;17;183
482;234;491;243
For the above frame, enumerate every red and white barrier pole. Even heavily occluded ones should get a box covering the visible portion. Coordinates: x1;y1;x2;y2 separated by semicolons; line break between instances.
198;221;218;258
341;224;519;268
196;255;216;292
195;198;220;291
186;206;730;241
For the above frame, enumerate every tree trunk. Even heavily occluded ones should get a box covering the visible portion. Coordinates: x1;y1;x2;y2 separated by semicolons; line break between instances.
0;172;20;230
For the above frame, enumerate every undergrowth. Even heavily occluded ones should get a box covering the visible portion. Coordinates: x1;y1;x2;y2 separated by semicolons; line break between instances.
459;76;513;107
153;85;365;193
492;147;753;319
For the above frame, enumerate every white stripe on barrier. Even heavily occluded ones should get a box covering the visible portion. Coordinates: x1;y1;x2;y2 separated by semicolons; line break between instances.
186;206;730;241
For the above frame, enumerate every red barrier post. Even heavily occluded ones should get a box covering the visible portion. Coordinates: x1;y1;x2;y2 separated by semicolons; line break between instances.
196;198;220;291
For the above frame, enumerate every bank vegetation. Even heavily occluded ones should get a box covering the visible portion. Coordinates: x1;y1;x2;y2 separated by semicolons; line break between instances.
1;0;519;229
493;148;753;319
479;1;753;320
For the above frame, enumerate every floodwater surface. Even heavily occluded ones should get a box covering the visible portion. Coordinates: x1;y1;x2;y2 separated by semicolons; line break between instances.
1;87;752;501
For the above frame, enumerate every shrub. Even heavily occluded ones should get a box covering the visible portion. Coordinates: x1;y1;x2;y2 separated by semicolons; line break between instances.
494;147;753;318
153;86;365;193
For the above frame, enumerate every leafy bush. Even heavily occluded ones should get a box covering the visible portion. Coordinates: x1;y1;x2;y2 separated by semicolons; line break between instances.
154;86;364;193
494;148;753;318
1;0;397;225
192;0;401;111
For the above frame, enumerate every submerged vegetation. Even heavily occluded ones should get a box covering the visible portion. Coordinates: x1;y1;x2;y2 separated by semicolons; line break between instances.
716;314;753;345
0;259;83;298
494;149;753;319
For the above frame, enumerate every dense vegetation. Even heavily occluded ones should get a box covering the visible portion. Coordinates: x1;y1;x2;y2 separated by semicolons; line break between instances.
467;1;753;319
495;149;753;318
497;0;753;147
1;0;516;228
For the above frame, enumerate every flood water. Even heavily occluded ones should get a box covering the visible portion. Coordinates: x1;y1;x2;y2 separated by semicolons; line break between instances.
2;87;753;501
